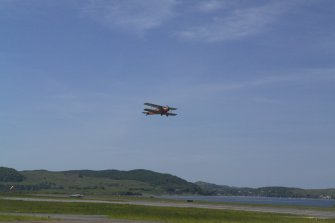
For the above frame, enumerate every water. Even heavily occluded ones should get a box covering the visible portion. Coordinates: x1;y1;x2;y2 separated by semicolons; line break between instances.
162;195;335;208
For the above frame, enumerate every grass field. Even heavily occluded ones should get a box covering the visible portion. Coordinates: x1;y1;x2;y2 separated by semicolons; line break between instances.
2;192;334;212
0;214;49;222
1;199;335;223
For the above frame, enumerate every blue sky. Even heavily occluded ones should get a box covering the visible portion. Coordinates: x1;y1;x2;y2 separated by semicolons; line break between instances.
1;0;335;188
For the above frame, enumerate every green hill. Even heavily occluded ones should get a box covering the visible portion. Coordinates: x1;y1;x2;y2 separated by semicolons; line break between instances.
2;167;334;199
62;169;199;193
0;167;201;195
0;167;25;182
196;181;335;199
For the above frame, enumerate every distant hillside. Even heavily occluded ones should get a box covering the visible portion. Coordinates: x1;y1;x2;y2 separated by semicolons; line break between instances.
0;167;25;182
196;181;335;199
2;167;334;199
62;169;199;193
0;167;201;195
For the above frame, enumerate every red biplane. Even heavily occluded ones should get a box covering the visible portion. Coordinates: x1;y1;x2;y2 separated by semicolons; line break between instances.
143;103;177;117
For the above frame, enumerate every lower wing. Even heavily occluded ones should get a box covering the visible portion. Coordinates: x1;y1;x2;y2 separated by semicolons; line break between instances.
166;112;177;116
143;112;155;115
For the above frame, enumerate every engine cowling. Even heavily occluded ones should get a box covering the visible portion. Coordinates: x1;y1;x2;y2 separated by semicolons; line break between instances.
163;106;170;111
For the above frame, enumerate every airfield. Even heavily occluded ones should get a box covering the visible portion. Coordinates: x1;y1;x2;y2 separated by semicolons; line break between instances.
1;195;335;223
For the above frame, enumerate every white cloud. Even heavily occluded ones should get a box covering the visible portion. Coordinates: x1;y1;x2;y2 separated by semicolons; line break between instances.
204;68;335;93
82;0;177;34
176;2;292;42
196;0;227;13
169;68;335;103
81;1;304;43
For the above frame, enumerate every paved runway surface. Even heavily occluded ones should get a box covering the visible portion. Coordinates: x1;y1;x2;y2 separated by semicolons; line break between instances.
2;196;335;220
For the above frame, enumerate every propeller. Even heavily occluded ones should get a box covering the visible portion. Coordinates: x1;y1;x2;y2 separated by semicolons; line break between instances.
167;106;177;110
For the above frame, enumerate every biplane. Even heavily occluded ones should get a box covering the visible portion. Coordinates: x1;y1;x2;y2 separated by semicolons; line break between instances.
143;103;177;116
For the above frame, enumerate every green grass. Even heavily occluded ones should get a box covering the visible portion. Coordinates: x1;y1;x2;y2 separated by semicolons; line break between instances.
163;197;335;212
0;214;49;222
1;199;335;223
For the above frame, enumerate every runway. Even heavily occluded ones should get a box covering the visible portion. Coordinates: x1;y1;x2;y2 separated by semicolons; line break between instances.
1;196;335;220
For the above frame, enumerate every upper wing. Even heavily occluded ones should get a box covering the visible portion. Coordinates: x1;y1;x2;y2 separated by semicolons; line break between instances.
168;107;177;110
144;108;156;112
166;112;177;116
144;103;163;109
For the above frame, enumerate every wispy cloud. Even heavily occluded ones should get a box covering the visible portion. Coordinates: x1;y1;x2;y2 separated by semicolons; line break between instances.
167;68;335;103
176;1;292;42
82;0;177;35
195;0;227;13
204;68;335;93
80;1;301;42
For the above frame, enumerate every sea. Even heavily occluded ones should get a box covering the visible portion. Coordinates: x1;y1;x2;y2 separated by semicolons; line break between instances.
161;195;335;208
